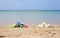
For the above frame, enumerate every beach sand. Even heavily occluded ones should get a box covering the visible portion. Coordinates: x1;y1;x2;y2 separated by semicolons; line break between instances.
0;25;60;38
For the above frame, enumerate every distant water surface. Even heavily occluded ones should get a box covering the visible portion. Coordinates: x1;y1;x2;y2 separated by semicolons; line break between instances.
0;10;60;25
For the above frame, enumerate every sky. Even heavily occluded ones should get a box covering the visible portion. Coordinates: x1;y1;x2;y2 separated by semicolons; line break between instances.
0;0;60;10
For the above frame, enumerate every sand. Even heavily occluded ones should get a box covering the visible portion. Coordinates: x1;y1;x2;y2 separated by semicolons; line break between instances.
0;25;60;38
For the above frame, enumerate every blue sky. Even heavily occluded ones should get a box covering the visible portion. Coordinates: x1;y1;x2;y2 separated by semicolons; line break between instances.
0;0;60;10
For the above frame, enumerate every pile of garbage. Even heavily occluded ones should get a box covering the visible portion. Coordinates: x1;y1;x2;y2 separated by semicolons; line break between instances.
10;22;28;28
38;22;50;28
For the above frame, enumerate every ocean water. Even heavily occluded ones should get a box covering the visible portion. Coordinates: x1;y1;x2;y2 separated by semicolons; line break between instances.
0;10;60;25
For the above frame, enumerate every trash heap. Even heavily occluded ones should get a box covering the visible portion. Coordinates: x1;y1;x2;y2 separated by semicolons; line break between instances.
38;22;50;28
10;22;28;28
14;22;25;28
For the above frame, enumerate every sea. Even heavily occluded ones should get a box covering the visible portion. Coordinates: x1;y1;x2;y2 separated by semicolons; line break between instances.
0;10;60;25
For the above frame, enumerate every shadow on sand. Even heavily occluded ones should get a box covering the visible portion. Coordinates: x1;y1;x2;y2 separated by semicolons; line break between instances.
0;35;5;38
